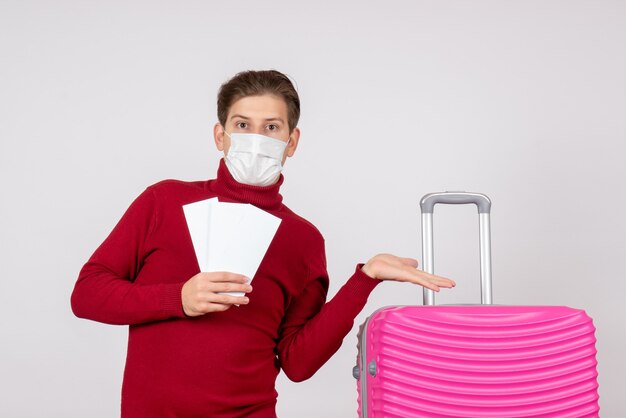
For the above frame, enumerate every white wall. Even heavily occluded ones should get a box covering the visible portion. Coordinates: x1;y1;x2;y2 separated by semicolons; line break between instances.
1;1;624;416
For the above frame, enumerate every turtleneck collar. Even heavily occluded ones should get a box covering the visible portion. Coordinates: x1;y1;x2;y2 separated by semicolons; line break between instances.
207;158;284;212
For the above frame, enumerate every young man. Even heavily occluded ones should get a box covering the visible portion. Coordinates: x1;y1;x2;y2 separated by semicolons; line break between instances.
71;70;455;417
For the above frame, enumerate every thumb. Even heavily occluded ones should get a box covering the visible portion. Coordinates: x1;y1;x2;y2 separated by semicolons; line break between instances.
398;257;419;268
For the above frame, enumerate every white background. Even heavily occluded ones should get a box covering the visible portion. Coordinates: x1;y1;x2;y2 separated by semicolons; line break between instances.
1;1;625;416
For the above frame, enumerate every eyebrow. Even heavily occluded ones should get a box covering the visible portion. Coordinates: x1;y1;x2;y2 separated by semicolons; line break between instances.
229;114;285;123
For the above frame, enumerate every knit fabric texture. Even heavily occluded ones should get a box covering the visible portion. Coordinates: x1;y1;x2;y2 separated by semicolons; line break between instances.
72;159;380;417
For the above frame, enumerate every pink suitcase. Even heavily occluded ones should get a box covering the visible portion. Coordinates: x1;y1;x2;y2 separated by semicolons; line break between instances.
354;192;600;417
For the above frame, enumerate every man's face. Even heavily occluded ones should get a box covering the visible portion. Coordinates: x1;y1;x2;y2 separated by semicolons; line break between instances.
214;94;300;165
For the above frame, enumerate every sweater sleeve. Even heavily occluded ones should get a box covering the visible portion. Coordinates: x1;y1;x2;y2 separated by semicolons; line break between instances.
71;187;186;325
276;263;381;382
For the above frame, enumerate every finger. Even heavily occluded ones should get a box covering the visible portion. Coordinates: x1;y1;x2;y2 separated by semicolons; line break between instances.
393;264;456;291
416;270;456;288
214;294;250;305
379;263;442;291
391;261;454;286
204;303;233;313
207;282;253;294
201;272;249;283
205;293;250;306
410;268;456;287
185;300;234;316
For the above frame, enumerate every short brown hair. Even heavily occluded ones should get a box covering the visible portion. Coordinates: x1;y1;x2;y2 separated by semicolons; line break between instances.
217;70;300;132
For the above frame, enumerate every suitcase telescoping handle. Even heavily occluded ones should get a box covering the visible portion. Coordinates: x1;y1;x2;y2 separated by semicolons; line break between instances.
420;192;493;306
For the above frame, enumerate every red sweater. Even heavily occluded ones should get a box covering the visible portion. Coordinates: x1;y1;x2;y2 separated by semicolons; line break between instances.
71;159;381;417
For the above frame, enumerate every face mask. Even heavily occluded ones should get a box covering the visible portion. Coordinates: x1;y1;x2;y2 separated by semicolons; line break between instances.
223;131;289;186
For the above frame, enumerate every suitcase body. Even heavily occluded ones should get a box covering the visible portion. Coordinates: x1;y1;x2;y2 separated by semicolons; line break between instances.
354;192;600;417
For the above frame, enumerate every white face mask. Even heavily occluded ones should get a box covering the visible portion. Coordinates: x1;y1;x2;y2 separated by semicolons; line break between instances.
223;131;289;186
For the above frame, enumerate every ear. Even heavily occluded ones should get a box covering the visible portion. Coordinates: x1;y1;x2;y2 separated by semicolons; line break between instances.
213;123;225;151
285;127;300;158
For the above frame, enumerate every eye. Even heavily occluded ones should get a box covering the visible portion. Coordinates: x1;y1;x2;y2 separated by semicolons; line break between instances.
266;124;278;131
236;121;248;129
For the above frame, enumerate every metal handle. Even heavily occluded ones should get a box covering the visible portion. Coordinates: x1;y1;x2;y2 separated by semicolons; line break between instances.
420;192;493;306
420;191;491;214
